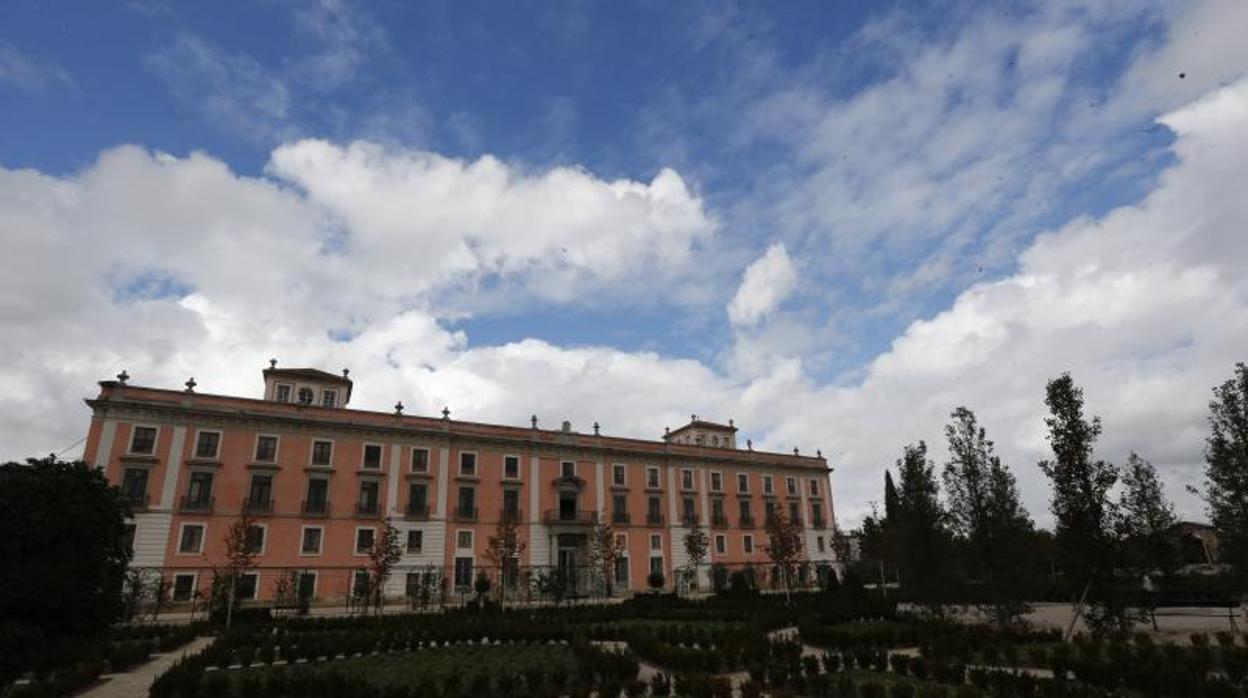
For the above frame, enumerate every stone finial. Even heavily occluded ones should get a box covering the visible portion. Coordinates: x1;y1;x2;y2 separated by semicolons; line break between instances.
342;368;350;378
729;418;734;427
184;377;196;393
531;414;538;429
593;421;600;436
794;447;800;456
746;439;752;451
394;401;404;415
116;370;129;385
690;413;697;422
269;358;277;369
442;406;450;420
817;449;823;458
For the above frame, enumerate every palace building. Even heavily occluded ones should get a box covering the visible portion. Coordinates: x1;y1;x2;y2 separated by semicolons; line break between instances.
84;362;838;605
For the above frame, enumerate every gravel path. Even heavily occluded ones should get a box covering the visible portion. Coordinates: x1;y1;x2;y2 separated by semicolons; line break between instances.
80;637;214;698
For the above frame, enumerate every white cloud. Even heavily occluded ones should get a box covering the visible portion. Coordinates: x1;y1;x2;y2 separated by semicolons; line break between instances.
727;243;797;326
0;42;73;91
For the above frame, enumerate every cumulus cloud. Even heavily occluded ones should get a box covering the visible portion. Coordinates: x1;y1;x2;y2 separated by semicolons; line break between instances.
727;243;797;326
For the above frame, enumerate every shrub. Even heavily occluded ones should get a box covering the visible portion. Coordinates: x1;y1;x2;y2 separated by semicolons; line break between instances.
890;653;910;675
803;654;821;677
822;652;841;674
890;682;916;698
741;679;764;698
651;671;671;696
858;679;886;698
917;684;949;698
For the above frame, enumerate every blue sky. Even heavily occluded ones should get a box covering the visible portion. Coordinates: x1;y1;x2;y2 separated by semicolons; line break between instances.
3;0;1246;523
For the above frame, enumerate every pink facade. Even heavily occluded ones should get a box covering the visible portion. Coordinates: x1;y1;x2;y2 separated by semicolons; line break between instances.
86;366;838;604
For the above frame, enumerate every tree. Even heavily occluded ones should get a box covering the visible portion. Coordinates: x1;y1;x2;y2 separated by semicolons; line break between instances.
764;508;805;601
858;503;892;596
367;518;402;613
682;524;710;593
484;515;527;604
1117;453;1178;583
0;457;131;687
894;441;956;616
942;407;1036;629
1204;362;1248;583
585;521;620;597
1037;373;1122;637
221;507;258;628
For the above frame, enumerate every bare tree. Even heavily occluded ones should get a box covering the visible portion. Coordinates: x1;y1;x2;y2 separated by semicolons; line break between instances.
484;515;527;605
682;524;709;593
221;508;258;629
367;518;402;614
585;521;620;597
765;509;805;601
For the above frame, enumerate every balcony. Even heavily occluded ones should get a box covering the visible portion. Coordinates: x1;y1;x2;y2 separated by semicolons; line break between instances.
178;495;214;513
611;511;631;525
500;508;523;523
405;503;430;520
739;515;756;529
645;512;665;527
243;498;273;516
301;499;331;517
710;514;729;529
681;513;700;527
455;506;479;522
123;492;151;511
355;501;381;518
811;517;827;530
790;516;805;529
543;509;597;525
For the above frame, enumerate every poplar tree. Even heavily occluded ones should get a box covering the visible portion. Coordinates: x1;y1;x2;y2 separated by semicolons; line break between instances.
942;407;1035;628
895;441;955;616
1037;373;1122;636
1204;362;1248;582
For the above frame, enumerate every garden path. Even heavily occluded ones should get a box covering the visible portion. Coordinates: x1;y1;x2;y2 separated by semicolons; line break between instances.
80;636;214;698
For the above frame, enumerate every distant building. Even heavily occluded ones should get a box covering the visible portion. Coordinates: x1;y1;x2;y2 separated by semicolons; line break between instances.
1169;521;1221;567
84;362;838;603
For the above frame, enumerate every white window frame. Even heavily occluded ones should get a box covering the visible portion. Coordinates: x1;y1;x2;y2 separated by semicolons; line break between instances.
128;423;159;456
560;460;577;478
646;466;660;488
786;476;798;496
710;471;723;492
410;447;430;473
310;439;335;467
456;529;474;551
743;534;754;554
407;529;424;554
615;532;628;549
274;382;293;403
649;533;662;551
236;572;260;600
321;388;338;408
253;433;280;463
502;454;521;480
361;442;384;470
612;463;626;486
298;570;319;599
352;569;371;597
246;522;268;556
354;526;376;556
762;475;774;494
176;522;206;555
737;473;749;493
192;429;222;460
296;386;315;405
809;478;820;496
299;525;324;556
171;572;198;602
715;534;727;555
459;450;478;476
681;468;694;490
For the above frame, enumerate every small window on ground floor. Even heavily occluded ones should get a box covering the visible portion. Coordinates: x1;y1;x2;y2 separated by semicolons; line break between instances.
236;572;258;600
407;529;423;554
649;556;664;576
454;556;474;589
614;556;629;586
715;534;726;554
352;569;370;598
743;535;754;554
172;573;196;602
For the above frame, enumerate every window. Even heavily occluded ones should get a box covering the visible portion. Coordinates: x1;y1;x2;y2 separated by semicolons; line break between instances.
457;486;476;518
254;435;278;463
194;431;220;459
247;474;273;511
712;435;719;447
711;498;725;524
503;489;520;519
817;536;826;553
245;524;266;555
715;534;726;554
411;448;429;473
275;383;292;403
311;440;333;466
504;455;520;479
298;572;316;601
681;469;694;490
612;493;628;523
682;497;696;523
743;535;754;554
297;387;314;405
710;472;723;492
355;528;375;554
561;460;576;478
765;500;777;520
457;530;473;549
407;483;428;514
459;452;477;476
789;501;800;523
786;477;798;496
649;556;664;576
407;530;423;554
454;557;473;589
300;527;323;555
615;533;627;549
121;467;149;503
352;570;370;598
236;573;259;600
172;574;196;602
130;426;157;455
647;496;662;523
649;534;661;551
358;481;379;514
613;464;626;486
614;556;629;586
762;475;773;494
321;389;337;408
809;479;820;497
186;471;213;507
737;473;749;493
647;467;660;488
362;444;382;469
178;524;204;554
739;499;752;521
305;478;329;512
